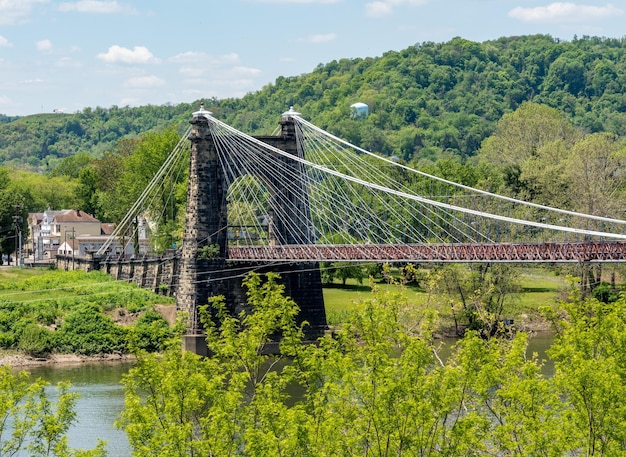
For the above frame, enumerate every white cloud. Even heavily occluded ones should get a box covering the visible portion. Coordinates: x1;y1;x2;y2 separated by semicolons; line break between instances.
250;0;339;3
168;51;263;100
169;51;240;66
366;1;393;17
97;45;159;64
56;56;82;68
231;66;262;76
0;0;48;25
299;33;337;43
124;75;165;88
0;36;12;47
0;95;11;107
58;1;136;14
36;39;52;51
509;2;624;22
365;0;427;18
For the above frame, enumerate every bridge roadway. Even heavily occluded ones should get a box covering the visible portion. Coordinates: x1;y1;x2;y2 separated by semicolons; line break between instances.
228;241;626;263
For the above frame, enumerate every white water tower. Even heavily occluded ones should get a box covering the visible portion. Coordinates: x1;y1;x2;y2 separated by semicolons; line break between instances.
350;102;369;118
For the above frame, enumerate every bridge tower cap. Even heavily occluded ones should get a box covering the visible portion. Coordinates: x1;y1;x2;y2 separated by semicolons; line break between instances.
282;106;301;118
193;102;212;118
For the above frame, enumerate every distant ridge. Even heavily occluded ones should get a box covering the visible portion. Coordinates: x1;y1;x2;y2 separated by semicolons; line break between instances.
1;34;625;171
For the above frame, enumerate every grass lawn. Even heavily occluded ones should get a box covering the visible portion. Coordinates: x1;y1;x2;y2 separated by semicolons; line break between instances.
513;267;565;307
323;281;427;324
0;265;576;331
323;266;570;329
0;266;50;282
0;267;173;310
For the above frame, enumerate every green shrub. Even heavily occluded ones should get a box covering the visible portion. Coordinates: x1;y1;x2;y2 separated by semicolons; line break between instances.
129;310;174;352
32;302;59;326
55;303;128;355
0;331;15;348
18;323;52;357
592;281;620;303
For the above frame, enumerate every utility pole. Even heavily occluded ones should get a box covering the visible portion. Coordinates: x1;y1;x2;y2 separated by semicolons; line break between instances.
12;204;23;267
71;226;75;270
63;227;76;271
133;217;139;256
64;230;68;271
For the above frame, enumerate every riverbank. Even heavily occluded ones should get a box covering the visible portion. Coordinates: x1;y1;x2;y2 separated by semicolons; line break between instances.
1;315;553;369
0;351;137;368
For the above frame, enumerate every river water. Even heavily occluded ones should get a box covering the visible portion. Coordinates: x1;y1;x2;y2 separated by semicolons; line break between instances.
27;362;133;457
24;333;555;457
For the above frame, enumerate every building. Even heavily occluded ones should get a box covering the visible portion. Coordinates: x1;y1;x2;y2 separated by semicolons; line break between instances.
28;209;113;261
57;234;150;259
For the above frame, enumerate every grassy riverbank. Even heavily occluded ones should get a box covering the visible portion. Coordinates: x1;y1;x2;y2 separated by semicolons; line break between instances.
323;266;572;332
0;264;615;365
0;267;175;365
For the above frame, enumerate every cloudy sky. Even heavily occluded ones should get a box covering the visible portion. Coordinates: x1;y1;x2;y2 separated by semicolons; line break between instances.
0;0;624;117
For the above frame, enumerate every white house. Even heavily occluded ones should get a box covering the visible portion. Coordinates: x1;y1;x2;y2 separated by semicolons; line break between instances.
57;234;150;258
29;209;113;261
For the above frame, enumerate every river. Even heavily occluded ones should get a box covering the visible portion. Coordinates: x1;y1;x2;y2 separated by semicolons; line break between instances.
23;333;555;457
27;362;133;457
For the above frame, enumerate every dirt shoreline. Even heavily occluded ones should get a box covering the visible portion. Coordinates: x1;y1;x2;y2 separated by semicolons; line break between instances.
1;313;552;369
0;352;137;368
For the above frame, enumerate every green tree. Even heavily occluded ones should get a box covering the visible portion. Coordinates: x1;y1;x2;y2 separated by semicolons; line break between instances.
11;170;78;211
119;272;306;457
117;270;626;456
564;132;626;217
0;366;107;456
544;54;586;95
333;262;366;285
49;153;93;179
479;102;576;160
548;287;626;455
426;264;520;337
454;332;569;456
0;172;28;262
93;128;186;246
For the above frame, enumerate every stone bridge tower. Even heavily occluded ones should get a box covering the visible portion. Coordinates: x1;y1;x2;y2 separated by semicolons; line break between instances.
177;107;326;354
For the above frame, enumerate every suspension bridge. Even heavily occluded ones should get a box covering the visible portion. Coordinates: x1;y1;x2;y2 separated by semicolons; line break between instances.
87;106;626;353
97;106;626;263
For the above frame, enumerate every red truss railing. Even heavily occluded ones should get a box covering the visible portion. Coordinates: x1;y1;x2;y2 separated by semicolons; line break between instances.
228;241;626;263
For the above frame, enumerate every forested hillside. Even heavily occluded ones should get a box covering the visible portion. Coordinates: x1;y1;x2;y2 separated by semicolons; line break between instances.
1;34;626;171
0;105;193;170
217;34;626;162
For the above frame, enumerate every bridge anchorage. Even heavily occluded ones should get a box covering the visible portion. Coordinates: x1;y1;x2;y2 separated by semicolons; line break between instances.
178;106;326;355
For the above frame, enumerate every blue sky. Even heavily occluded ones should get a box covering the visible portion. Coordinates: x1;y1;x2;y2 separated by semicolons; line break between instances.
0;0;624;117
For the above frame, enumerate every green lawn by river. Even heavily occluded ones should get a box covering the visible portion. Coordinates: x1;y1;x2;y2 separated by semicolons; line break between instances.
0;264;617;331
323;266;573;328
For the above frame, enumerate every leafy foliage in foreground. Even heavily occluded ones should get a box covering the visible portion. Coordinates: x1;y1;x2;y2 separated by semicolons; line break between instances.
119;272;626;456
0;366;107;456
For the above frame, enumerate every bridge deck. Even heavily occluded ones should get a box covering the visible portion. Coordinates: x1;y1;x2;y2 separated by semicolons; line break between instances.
228;241;626;263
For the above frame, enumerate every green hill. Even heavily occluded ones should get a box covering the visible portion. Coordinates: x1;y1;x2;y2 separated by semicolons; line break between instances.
2;34;626;171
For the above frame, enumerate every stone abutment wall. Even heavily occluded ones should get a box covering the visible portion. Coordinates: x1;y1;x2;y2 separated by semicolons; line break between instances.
56;252;180;297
